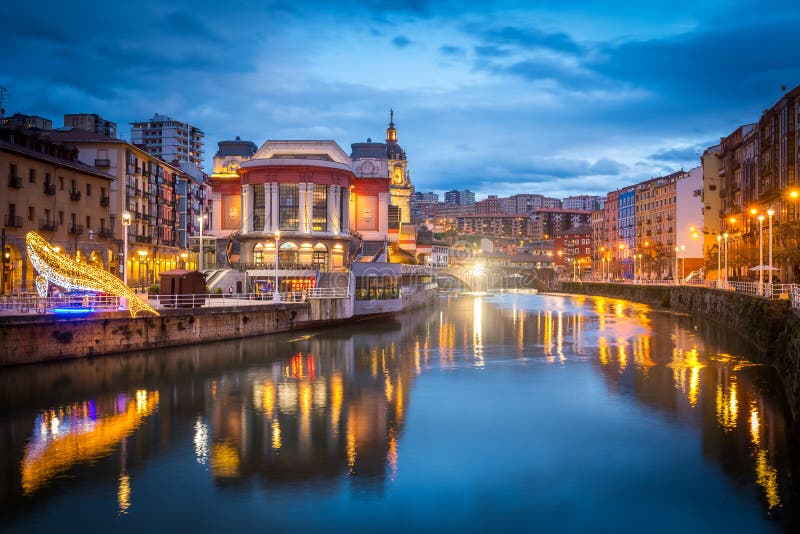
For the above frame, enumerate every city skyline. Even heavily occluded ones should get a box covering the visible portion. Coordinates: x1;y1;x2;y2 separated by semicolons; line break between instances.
2;0;800;199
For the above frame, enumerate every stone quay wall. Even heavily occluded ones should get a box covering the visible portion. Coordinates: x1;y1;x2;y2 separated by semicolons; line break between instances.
0;303;310;366
558;282;800;418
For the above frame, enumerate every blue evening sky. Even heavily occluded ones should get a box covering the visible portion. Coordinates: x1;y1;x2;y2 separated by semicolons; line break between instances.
2;0;799;199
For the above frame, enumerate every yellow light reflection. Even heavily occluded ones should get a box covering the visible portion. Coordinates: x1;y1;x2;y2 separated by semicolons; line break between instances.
210;442;240;478
750;404;760;447
22;391;159;495
755;449;781;510
715;377;738;431
271;420;282;450
117;473;131;515
473;297;484;368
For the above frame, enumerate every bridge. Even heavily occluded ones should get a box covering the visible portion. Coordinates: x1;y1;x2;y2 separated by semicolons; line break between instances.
435;265;554;291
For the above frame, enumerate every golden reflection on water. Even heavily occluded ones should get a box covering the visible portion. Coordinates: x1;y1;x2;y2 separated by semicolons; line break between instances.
21;390;159;495
117;473;131;514
716;377;738;431
669;347;705;407
473;297;484;368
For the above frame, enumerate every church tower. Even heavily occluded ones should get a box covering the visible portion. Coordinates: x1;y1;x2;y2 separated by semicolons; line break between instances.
386;109;412;226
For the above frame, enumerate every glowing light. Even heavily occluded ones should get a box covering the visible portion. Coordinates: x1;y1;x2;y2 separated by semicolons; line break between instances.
25;232;157;317
193;417;209;465
750;404;760;447
210;442;240;478
271;420;282;450
118;473;131;515
756;450;781;510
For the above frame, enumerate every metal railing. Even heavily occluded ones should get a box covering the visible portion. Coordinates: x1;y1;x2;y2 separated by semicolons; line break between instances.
0;294;123;315
308;287;350;299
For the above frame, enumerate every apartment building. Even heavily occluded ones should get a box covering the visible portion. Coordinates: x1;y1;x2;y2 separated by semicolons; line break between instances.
131;114;204;168
530;208;591;240
0;126;113;294
64;113;117;138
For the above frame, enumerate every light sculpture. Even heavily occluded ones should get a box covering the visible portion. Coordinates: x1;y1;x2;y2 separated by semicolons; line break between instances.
26;231;158;317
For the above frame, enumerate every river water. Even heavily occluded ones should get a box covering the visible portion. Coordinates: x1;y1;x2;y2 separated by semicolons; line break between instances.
0;292;797;532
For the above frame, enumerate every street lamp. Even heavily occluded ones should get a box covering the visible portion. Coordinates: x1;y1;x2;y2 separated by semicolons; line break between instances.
197;212;207;272
716;235;722;286
273;229;281;303
767;208;774;285
758;214;765;295
121;211;131;285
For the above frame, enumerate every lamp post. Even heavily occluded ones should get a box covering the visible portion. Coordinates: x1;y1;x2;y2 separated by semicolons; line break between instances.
121;211;131;285
197;212;207;272
723;232;729;288
758;214;765;295
767;208;774;285
716;235;722;287
273;230;281;303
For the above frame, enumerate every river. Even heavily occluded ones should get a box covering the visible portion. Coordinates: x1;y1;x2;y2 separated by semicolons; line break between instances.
0;292;797;532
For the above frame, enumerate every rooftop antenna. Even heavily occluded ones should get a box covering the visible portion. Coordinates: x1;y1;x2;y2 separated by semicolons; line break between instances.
0;86;6;119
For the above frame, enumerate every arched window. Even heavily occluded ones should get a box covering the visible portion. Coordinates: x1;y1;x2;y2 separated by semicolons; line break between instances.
279;242;298;267
312;242;328;270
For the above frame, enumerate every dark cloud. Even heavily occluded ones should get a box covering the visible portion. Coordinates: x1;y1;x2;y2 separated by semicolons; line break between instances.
648;146;704;163
471;25;583;55
474;45;511;58
392;35;413;48
440;45;465;57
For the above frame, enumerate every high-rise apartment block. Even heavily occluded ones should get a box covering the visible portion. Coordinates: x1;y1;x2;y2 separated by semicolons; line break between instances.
64;114;117;138
444;189;475;206
131;114;204;168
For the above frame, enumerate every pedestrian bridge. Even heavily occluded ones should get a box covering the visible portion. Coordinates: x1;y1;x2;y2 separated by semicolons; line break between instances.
435;265;553;291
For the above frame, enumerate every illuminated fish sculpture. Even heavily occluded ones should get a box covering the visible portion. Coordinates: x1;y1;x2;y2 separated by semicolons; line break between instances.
25;231;158;317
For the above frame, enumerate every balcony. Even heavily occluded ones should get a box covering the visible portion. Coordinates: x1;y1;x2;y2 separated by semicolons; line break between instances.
100;196;110;207
39;217;57;231
98;227;114;238
70;189;82;201
68;224;84;235
4;214;23;227
95;158;111;168
44;182;56;195
8;175;22;188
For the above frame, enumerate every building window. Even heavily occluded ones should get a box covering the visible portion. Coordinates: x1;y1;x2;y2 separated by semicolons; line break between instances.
312;184;327;232
253;184;265;231
253;243;264;265
29;169;36;183
28;206;34;221
59;177;64;190
58;211;64;224
279;183;299;231
86;183;91;196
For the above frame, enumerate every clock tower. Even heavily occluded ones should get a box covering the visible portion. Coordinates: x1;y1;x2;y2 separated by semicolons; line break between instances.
386;109;412;225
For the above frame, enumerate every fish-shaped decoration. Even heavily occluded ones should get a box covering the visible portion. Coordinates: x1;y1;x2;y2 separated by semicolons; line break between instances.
25;231;159;317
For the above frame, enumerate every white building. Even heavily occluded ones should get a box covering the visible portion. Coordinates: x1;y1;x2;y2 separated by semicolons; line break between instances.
676;166;704;266
131;114;204;168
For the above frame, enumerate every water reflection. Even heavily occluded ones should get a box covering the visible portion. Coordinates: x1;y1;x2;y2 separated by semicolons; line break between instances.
0;293;797;530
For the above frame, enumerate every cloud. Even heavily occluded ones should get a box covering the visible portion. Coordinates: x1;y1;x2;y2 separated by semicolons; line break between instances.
474;45;511;58
470;25;583;55
440;45;465;57
392;35;413;48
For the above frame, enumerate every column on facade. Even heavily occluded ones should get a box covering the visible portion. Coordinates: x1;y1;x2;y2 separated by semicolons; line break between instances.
264;182;275;233
327;185;339;234
270;182;279;232
342;186;351;234
298;183;309;234
242;184;253;234
378;192;390;236
306;184;314;234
